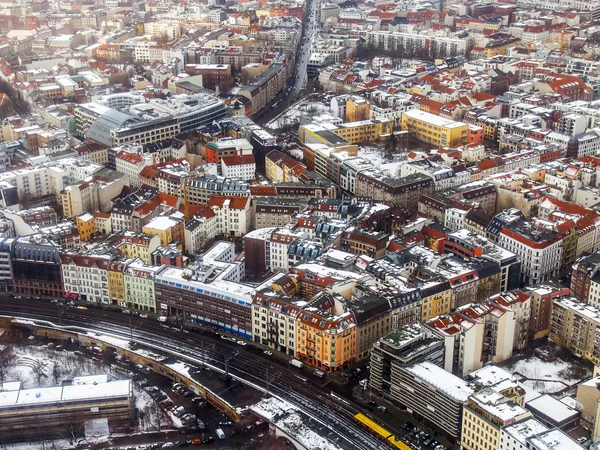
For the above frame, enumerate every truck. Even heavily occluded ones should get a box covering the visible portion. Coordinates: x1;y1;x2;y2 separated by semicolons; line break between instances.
157;316;167;323
289;359;304;369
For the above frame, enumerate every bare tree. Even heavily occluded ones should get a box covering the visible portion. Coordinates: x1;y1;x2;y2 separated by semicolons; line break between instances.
31;359;47;385
51;361;62;385
145;401;163;432
0;345;14;386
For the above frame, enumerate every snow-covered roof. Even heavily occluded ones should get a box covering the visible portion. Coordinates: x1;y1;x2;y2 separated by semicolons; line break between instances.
503;418;548;445
406;362;474;402
0;378;131;408
526;394;579;423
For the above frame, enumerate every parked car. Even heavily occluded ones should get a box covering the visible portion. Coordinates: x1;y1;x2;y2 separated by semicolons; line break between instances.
219;421;233;427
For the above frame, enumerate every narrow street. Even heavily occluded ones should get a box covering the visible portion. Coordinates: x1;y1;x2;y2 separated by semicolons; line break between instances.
255;0;321;126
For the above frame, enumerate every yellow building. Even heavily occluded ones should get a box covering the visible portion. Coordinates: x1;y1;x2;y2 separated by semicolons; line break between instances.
108;259;130;306
483;38;521;57
333;120;392;144
461;390;531;450
420;289;452;322
142;216;183;248
401;109;468;147
345;96;370;122
105;231;161;265
296;309;356;372
299;120;392;146
76;212;95;242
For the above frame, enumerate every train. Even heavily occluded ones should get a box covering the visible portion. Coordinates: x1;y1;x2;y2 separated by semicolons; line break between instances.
353;413;411;450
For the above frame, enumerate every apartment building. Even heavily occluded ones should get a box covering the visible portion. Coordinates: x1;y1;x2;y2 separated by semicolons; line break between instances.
265;150;307;183
461;390;532;450
426;299;516;377
103;231;161;265
60;249;113;304
549;297;600;365
571;250;600;308
497;219;563;285
123;259;161;312
296;296;357;372
205;138;253;167
396;362;474;440
253;198;304;229
221;154;256;181
355;171;434;209
115;151;153;188
340;227;389;258
107;258;132;306
370;323;446;394
207;195;251;237
186;176;250;205
252;277;302;356
142;215;184;249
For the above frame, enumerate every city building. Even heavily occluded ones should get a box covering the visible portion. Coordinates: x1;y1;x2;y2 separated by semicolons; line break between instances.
0;375;133;442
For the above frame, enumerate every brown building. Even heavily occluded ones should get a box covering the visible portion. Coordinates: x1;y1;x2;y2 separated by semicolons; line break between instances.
571;251;600;302
184;64;232;91
355;172;434;209
525;284;570;340
341;227;389;258
253;198;304;229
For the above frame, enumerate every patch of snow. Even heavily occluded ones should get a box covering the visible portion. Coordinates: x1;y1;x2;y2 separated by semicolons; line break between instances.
266;100;330;130
509;357;587;387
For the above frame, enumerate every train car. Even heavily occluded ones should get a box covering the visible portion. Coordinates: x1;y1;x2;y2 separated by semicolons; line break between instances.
353;413;411;450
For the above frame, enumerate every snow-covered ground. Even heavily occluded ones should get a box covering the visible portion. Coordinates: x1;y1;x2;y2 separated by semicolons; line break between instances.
1;343;175;438
506;355;591;394
266;99;330;130
358;146;407;177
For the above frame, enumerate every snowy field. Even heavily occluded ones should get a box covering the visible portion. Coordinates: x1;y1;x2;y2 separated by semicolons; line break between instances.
506;354;591;394
266;99;330;130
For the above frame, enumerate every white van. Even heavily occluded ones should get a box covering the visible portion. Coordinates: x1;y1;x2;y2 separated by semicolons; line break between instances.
216;428;225;440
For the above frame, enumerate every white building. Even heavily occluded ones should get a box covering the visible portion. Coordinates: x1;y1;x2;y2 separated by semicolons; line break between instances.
115;151;153;187
221;154;256;181
207;195;252;238
498;220;563;285
60;251;112;304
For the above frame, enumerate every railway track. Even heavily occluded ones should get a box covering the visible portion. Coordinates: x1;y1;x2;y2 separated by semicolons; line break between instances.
0;298;387;450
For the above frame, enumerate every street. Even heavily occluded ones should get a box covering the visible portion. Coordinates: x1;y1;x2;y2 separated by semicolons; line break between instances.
255;0;321;126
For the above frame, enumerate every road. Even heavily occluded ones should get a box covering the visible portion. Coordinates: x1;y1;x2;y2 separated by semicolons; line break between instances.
0;298;392;450
255;0;322;127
